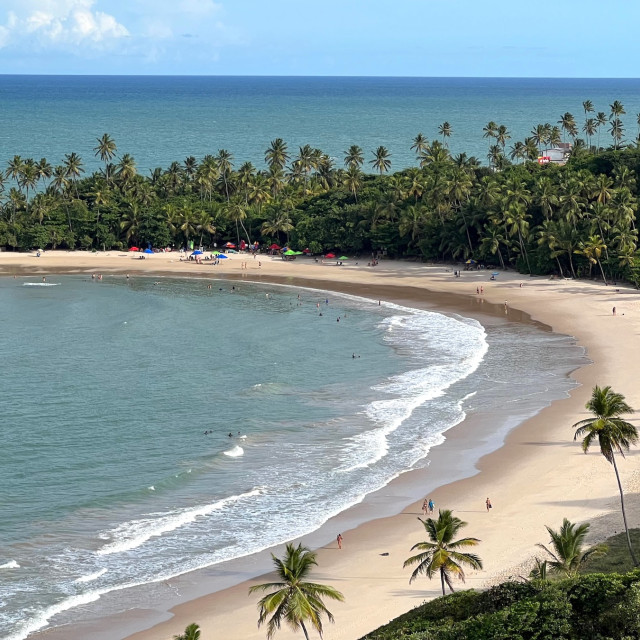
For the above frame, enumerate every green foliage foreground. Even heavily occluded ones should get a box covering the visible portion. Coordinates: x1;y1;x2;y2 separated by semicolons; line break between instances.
360;570;640;640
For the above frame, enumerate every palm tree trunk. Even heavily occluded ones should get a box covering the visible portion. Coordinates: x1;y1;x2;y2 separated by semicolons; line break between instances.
300;621;311;640
596;258;607;284
612;452;639;566
555;256;564;277
440;568;446;596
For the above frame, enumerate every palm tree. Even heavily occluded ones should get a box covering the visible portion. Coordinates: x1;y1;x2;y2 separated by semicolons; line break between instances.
575;234;607;282
482;121;497;145
94;134;117;182
609;118;624;150
403;509;482;596
582;100;594;117
558;113;576;143
217;149;234;201
344;145;364;170
573;385;639;566
536;518;604;578
63;152;84;198
610;100;626;120
438;122;452;148
116;153;137;188
495;125;510;150
410;133;429;159
342;165;362;202
595;112;608;150
249;543;344;640
370;146;391;175
583;118;597;149
173;623;201;640
265;138;289;172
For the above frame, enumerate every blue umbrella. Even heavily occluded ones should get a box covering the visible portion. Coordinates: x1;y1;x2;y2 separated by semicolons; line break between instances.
192;250;203;255
492;272;499;276
143;248;154;254
217;254;228;259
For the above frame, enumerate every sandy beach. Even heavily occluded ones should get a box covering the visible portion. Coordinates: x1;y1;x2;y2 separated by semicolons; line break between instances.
10;250;640;640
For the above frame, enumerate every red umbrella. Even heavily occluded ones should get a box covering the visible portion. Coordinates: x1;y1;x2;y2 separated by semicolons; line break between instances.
225;242;236;248
269;243;281;250
129;247;139;251
325;253;336;259
302;248;311;253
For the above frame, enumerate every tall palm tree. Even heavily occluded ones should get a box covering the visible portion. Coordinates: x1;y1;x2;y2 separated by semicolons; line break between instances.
609;118;624;150
495;125;510;150
582;99;594;117
595;112;608;150
482;121;497;145
583;118;597;149
173;623;201;640
558;112;576;143
438;122;452;147
344;145;364;170
116;153;138;189
536;518;604;578
403;509;482;596
610;100;626;120
249;543;344;640
575;234;607;282
410;133;429;160
63;152;84;198
94;134;117;182
342;165;362;202
370;146;391;175
265;138;289;172
216;149;234;201
573;385;639;566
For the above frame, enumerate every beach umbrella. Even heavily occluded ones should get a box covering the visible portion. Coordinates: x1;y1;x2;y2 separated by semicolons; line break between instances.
217;254;229;259
129;247;139;251
302;248;311;253
284;249;297;255
143;248;154;254
269;243;281;250
225;242;236;248
339;256;349;260
492;272;499;276
293;251;304;255
192;250;203;255
325;253;336;259
465;259;476;264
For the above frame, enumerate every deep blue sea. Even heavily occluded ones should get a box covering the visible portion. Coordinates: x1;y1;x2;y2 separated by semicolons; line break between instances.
2;76;640;174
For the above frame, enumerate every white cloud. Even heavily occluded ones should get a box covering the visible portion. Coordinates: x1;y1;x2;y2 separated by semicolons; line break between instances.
0;0;129;50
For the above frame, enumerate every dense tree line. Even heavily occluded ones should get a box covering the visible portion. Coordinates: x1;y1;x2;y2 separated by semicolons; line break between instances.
3;99;640;283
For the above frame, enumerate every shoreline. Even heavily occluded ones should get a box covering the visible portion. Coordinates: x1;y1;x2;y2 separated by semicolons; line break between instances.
10;251;640;640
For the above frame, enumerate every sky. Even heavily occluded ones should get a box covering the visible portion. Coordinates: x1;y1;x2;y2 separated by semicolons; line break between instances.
0;0;639;76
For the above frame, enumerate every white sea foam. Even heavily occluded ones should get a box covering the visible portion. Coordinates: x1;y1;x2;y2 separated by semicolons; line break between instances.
96;488;261;556
74;568;107;583
22;282;59;287
0;560;19;569
6;591;101;640
338;307;487;472
223;445;244;457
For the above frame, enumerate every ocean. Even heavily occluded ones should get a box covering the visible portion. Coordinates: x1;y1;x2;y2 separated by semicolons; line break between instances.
0;275;586;639
2;76;640;174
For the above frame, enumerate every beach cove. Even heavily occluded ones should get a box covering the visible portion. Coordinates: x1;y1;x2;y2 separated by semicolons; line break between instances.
4;251;639;640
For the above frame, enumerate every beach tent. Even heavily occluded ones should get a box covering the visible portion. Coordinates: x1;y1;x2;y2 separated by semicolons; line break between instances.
465;259;476;264
143;248;154;254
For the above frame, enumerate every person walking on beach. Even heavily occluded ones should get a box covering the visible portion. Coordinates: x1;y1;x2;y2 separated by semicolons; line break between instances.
336;533;343;549
428;498;434;514
486;497;492;512
422;498;428;516
613;306;616;316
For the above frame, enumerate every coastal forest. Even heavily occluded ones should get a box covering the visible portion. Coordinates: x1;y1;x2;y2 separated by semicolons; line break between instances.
3;101;640;283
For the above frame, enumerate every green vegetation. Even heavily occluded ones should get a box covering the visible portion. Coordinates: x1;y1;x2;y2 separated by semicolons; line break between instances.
573;386;639;565
535;518;606;578
581;529;640;575
249;543;344;640
359;571;640;640
3;101;640;286
173;623;201;640
404;510;483;595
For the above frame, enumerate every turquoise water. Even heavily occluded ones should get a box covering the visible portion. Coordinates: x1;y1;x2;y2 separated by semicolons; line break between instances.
2;77;640;174
0;275;586;639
